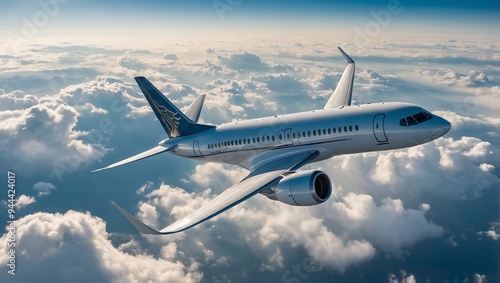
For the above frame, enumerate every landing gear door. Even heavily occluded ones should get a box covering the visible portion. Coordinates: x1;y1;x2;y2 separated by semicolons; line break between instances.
373;114;388;143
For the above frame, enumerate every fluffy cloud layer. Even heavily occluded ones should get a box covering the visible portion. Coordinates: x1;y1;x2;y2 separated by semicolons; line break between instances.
0;211;202;283
1;35;498;282
319;134;497;200
132;162;444;273
0;90;107;178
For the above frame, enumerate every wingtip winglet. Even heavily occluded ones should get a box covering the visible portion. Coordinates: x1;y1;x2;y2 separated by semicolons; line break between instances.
112;202;164;235
337;47;355;64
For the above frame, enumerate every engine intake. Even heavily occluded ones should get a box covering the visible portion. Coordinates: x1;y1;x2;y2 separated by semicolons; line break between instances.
273;170;332;206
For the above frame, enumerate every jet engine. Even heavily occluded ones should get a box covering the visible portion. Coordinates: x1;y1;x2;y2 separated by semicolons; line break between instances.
271;170;332;206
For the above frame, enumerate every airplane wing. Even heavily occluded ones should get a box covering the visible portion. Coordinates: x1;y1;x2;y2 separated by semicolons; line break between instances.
113;150;320;235
92;144;177;172
323;47;355;109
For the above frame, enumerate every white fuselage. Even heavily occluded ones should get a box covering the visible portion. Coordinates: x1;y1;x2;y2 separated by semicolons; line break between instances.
160;102;451;171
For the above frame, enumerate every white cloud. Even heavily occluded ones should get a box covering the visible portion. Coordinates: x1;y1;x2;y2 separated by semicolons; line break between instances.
190;163;246;192
474;273;488;283
137;172;442;273
355;69;397;94
0;94;107;178
326;194;443;254
165;54;178;61
320;135;498;199
217;52;268;71
388;270;417;283
33;182;57;197
58;75;146;118
0;211;202;283
0;89;38;110
16;195;36;209
478;222;500;240
416;69;495;88
259;247;284;271
250;73;306;94
119;57;147;71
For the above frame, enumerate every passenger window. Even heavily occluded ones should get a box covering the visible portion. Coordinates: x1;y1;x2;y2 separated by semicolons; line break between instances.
355;125;359;131
313;130;316;136
308;131;311;137
303;131;306;137
293;132;296;138
333;127;336;133
318;130;321;136
349;126;352;132
272;135;275;141
298;132;301;138
267;136;270;141
344;126;347;132
328;128;331;134
257;137;260;142
338;127;342;133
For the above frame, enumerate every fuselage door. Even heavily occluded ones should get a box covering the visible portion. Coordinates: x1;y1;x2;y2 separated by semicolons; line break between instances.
373;114;388;143
193;141;203;157
278;128;293;145
278;130;285;144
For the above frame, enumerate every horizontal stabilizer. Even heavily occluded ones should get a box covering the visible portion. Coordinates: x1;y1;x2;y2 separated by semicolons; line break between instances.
184;94;206;123
92;145;177;172
112;202;164;235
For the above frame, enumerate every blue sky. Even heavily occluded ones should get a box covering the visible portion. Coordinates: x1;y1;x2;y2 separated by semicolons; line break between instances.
0;1;499;282
1;0;499;32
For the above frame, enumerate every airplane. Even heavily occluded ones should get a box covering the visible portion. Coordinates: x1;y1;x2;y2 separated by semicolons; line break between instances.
93;47;451;235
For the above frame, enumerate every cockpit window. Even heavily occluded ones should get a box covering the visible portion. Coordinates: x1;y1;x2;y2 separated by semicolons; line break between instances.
413;111;433;123
400;111;433;127
407;116;418;126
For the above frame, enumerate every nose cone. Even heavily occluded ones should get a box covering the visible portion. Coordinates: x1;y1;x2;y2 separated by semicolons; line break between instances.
443;118;452;134
431;116;451;139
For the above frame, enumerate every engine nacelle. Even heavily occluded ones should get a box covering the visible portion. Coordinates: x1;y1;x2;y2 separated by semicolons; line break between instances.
273;170;332;206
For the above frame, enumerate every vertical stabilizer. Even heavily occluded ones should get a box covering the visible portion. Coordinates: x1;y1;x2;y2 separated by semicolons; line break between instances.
135;77;214;137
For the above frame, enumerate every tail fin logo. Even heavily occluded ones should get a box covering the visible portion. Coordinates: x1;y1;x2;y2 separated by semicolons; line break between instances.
151;98;181;135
